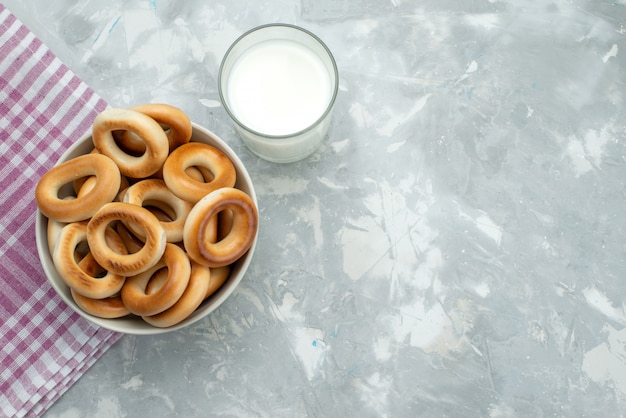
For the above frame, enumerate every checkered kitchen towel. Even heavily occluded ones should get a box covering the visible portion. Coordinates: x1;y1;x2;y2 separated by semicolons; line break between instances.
0;5;122;417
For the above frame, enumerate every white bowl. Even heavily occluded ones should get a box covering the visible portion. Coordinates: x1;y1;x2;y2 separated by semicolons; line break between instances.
35;123;258;335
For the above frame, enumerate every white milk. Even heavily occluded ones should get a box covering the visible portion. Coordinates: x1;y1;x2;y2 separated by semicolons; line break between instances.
226;39;333;136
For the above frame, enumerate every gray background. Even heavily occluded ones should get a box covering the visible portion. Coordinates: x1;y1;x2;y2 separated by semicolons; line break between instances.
4;0;626;416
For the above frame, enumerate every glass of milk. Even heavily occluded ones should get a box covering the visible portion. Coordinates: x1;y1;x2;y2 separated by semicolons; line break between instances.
218;24;338;163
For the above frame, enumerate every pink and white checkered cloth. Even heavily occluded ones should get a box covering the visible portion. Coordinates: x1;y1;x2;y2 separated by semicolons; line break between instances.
0;5;122;417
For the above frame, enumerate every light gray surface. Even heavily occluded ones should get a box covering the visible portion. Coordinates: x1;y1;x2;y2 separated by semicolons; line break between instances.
5;0;626;416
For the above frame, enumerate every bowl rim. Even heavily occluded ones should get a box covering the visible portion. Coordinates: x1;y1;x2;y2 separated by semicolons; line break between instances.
35;122;258;335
